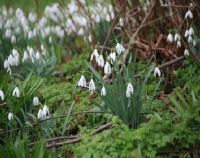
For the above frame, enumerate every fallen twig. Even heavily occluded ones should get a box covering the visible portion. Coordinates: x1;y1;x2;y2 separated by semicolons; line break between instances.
45;122;112;148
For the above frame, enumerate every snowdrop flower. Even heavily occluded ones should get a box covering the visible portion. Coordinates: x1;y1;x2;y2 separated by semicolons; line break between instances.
90;49;99;61
97;55;104;67
5;29;12;38
4;59;9;69
33;97;40;106
184;49;189;56
167;33;173;43
177;41;181;48
28;31;33;39
0;90;4;101
8;112;14;121
119;18;124;26
193;40;196;47
35;51;40;60
78;75;87;87
188;27;194;36
116;43;125;55
101;86;106;96
22;50;29;62
12;87;20;97
28;12;37;22
37;109;43;119
89;79;96;91
184;30;189;38
11;35;16;44
42;105;49;116
78;28;84;36
126;82;134;98
174;33;180;42
108;52;116;63
49;36;52;43
154;67;161;77
11;49;19;66
105;14;111;22
185;10;193;19
104;61;112;75
188;36;193;43
88;35;92;43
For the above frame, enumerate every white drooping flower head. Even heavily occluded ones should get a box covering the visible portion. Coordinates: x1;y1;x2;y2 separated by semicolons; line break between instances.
37;109;43;119
188;36;193;43
33;97;40;106
101;86;106;96
104;61;112;75
35;51;40;60
22;50;29;63
4;59;9;69
11;49;19;66
167;33;173;43
193;40;196;47
184;29;189;38
97;55;104;67
11;35;16;44
184;49;189;56
8;112;14;121
174;33;180;42
28;12;37;23
108;52;116;63
90;49;99;62
177;41;181;48
116;43;125;55
126;82;134;98
12;87;20;97
154;67;161;77
188;27;194;36
42;105;49;116
89;79;96;91
78;75;87;87
185;10;193;19
0;90;4;101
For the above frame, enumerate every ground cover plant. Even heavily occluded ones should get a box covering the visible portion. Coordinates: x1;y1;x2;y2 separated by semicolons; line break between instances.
0;0;200;157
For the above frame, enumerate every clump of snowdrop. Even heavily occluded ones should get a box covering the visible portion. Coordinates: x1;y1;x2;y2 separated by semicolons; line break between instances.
126;82;134;98
154;67;161;77
3;49;20;74
12;87;20;97
78;43;155;128
0;90;4;101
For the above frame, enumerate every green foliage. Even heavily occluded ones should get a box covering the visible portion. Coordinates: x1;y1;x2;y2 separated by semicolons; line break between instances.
73;116;135;158
175;59;200;95
0;136;53;158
